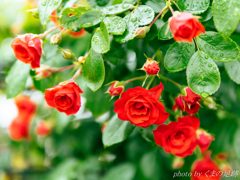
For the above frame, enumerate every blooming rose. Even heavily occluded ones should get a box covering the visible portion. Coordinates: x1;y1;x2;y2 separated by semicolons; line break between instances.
114;83;169;127
173;87;202;114
153;115;200;157
169;12;205;42
11;33;42;69
191;151;222;180
44;81;83;115
35;121;51;137
107;81;124;96
196;129;215;154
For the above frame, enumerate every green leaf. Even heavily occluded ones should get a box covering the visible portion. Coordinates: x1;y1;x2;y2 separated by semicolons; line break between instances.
212;0;240;37
102;114;135;147
145;23;158;41
60;8;104;29
38;0;62;26
82;49;105;91
164;42;195;72
103;163;136;180
137;5;154;26
199;7;212;22
177;0;210;14
103;16;126;35
186;51;221;97
224;58;240;84
145;0;166;13
197;31;239;62
158;21;173;40
114;9;140;43
60;6;88;29
6;61;30;98
102;3;133;15
233;128;240;159
138;126;154;143
91;22;110;54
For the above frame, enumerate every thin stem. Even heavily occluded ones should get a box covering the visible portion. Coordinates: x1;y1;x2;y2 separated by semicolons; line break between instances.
149;5;169;28
170;0;181;11
159;74;181;88
56;64;75;72
59;28;66;35
71;68;82;80
168;5;174;14
194;38;200;51
145;76;155;90
39;26;60;38
126;76;146;83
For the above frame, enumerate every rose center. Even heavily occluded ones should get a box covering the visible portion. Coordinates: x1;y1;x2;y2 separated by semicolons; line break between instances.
171;131;185;146
55;95;73;109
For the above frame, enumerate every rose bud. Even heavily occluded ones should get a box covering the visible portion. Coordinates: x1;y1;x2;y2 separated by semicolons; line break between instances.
196;129;215;154
114;83;169;127
35;121;51;137
50;34;62;45
169;11;205;43
142;58;160;75
172;157;184;169
203;97;217;110
191;151;222;180
35;65;52;80
107;81;124;96
78;56;86;64
27;8;39;19
173;87;202;114
219;162;232;173
59;48;75;60
11;33;43;69
134;26;150;38
215;152;228;162
44;81;83;115
153;115;199;157
68;29;87;38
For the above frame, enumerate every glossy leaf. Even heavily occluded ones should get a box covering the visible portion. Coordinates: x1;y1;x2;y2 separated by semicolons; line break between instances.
38;0;62;25
103;16;126;35
137;5;154;26
102;3;133;15
6;61;30;98
212;0;240;37
102;114;135;147
199;7;212;22
158;21;173;40
164;42;195;72
138;126;154;143
91;22;110;54
197;31;239;62
187;51;221;97
82;49;105;91
224;58;240;84
145;0;166;13
177;0;210;14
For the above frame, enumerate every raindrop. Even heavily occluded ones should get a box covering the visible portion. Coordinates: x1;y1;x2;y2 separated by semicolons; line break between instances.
41;0;47;6
208;64;212;67
54;0;59;5
131;17;137;22
201;92;209;98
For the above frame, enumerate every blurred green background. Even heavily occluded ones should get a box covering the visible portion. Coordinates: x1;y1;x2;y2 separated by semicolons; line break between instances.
1;0;240;180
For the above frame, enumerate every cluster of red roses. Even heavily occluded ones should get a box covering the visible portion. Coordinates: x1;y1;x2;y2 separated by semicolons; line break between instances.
9;95;51;141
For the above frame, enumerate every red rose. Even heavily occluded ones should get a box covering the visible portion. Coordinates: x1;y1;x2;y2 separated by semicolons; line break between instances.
11;33;42;69
114;83;169;127
44;81;83;115
143;60;160;75
196;129;215;154
107;81;124;96
191;151;222;180
15;95;37;117
153;115;200;157
173;87;202;114
169;12;205;43
35;121;51;137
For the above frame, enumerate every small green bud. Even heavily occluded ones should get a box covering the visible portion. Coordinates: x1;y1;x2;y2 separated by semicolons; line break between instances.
59;48;75;60
50;34;62;45
134;26;150;38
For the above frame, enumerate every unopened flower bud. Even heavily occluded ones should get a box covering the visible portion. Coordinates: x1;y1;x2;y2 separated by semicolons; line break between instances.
27;8;39;19
107;81;124;96
35;65;52;80
219;162;232;172
50;34;62;45
35;121;51;137
134;26;150;38
203;97;217;109
142;58;160;75
196;129;215;154
215;152;227;162
172;157;184;169
59;48;75;60
78;56;86;64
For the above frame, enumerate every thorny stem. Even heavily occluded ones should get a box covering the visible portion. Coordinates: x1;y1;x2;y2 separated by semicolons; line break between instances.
149;5;169;28
71;68;82;80
158;74;181;88
126;76;146;83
